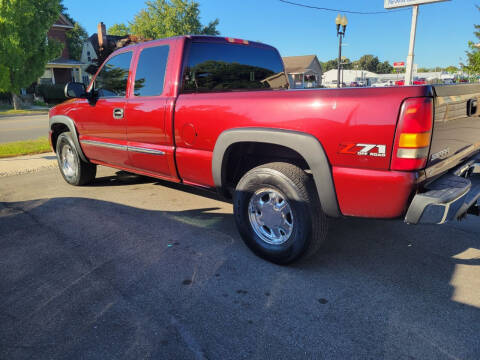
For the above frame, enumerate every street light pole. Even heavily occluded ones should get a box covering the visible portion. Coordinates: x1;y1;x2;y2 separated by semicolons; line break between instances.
335;14;348;88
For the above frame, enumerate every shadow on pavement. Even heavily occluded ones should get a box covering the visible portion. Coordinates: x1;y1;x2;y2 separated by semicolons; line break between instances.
0;192;479;359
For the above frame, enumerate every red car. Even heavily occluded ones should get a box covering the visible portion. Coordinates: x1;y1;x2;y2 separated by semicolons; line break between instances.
395;78;427;86
49;36;480;264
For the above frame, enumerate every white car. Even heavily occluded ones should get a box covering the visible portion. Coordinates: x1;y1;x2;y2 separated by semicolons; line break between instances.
371;79;394;87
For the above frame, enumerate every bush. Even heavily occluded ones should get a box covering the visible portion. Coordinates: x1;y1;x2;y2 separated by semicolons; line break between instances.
35;84;66;103
0;92;11;104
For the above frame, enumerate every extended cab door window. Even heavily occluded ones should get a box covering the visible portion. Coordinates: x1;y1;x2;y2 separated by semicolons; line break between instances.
95;52;133;97
181;42;289;93
133;45;169;96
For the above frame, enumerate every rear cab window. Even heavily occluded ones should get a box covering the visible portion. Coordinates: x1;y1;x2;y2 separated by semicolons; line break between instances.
182;41;288;93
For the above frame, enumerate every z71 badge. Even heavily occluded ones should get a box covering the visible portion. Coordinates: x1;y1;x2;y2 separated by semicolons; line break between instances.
338;143;387;157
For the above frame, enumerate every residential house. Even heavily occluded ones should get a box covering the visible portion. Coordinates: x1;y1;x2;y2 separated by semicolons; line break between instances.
282;55;323;89
38;14;86;85
80;23;131;75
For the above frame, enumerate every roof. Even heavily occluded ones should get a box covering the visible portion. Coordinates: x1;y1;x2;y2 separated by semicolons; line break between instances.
88;33;130;55
282;55;319;74
48;58;85;66
52;14;74;29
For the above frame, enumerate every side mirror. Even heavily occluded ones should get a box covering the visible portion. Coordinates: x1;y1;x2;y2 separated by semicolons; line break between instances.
64;82;86;99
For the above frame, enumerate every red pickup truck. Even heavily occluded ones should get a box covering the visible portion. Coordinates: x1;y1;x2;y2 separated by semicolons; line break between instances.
49;35;480;264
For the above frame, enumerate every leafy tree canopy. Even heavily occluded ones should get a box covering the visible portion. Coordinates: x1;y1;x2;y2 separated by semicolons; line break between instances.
321;58;352;71
376;61;393;74
66;21;88;61
444;65;459;73
465;5;480;74
129;0;219;39
356;55;380;73
108;23;130;36
0;0;63;108
61;11;89;61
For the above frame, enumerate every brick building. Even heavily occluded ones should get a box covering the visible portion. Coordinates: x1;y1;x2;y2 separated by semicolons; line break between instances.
38;14;85;85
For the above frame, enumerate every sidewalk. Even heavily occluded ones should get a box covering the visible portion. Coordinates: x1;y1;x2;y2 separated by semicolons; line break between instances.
0;152;57;177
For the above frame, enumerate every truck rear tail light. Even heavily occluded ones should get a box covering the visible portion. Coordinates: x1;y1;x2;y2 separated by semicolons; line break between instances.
226;37;249;45
391;97;433;171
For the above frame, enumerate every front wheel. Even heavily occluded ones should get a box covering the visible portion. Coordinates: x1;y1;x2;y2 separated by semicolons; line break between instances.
233;162;328;264
56;132;96;186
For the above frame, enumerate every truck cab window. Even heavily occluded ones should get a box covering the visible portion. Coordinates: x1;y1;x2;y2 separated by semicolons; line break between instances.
134;45;170;96
94;51;132;98
182;42;288;93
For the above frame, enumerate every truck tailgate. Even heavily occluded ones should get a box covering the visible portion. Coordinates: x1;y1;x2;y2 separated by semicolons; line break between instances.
426;84;480;178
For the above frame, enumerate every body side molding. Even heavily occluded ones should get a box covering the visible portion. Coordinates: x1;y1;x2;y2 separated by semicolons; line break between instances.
49;115;88;162
212;128;340;217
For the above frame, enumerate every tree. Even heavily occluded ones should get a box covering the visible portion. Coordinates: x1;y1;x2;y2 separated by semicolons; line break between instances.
444;65;459;73
357;55;380;72
321;58;352;72
417;67;431;73
465;6;480;74
0;0;63;109
376;61;393;74
66;22;88;61
108;23;130;36
61;11;88;61
129;0;219;39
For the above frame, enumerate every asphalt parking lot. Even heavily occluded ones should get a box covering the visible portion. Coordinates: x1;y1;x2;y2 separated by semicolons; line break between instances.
1;166;479;359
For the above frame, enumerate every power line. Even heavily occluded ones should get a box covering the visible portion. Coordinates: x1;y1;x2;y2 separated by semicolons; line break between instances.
278;0;409;15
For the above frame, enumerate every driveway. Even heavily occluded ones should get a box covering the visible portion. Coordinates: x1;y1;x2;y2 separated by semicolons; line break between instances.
0;114;49;143
1;166;479;359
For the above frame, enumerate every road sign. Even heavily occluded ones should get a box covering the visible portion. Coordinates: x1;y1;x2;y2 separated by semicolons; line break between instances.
385;0;450;85
393;61;405;68
384;0;449;9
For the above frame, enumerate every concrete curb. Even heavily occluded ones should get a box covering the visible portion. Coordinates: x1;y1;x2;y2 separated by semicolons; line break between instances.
0;152;57;177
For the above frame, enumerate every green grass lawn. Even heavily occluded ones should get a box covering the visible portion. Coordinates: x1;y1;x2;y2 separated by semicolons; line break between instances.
0;105;49;116
0;137;52;158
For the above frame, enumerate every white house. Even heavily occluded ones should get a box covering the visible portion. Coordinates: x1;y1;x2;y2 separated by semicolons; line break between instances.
282;55;323;89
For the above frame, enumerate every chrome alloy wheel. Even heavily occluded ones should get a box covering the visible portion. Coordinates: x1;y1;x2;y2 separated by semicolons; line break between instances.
248;188;294;245
60;144;78;180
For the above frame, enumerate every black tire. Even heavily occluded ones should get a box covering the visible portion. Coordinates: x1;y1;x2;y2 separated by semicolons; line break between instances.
56;132;96;186
233;162;328;264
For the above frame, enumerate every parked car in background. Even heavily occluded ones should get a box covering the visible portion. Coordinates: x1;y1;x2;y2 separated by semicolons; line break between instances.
395;78;427;86
414;78;427;85
371;79;394;87
50;35;480;264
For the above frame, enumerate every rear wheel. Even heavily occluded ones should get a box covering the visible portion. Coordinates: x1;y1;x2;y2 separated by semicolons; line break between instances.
233;162;328;264
56;132;96;186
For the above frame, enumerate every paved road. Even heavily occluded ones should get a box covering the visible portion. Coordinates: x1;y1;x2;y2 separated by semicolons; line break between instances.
0;114;49;143
1;167;479;359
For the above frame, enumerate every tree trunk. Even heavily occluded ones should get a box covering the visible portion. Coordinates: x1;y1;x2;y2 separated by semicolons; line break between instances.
12;93;22;110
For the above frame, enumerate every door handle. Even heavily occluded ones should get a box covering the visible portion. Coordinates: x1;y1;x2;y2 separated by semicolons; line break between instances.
113;108;124;119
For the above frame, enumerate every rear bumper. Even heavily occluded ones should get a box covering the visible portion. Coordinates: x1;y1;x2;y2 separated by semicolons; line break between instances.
405;154;480;224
